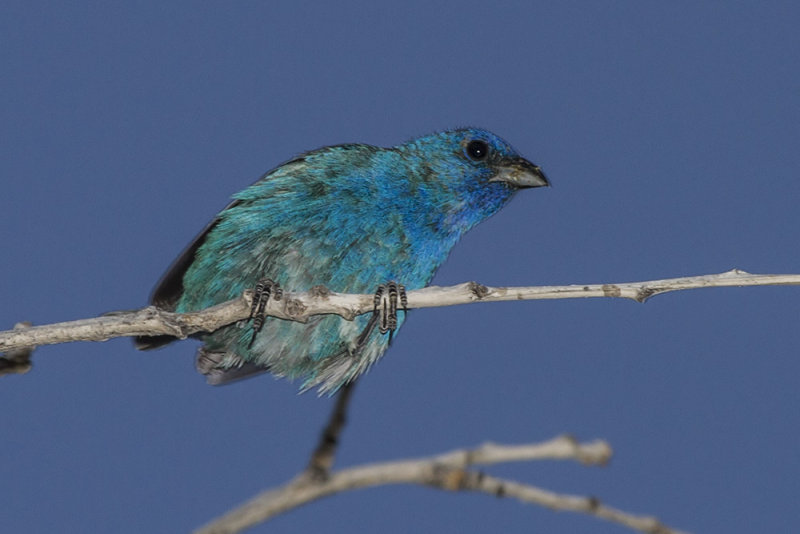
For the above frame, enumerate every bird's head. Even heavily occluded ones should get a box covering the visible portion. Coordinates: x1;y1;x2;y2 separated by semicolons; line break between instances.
397;127;549;233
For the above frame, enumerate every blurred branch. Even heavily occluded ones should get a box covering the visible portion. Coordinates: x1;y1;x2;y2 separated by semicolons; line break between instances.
303;380;357;479
193;434;685;534
195;381;683;533
2;269;798;359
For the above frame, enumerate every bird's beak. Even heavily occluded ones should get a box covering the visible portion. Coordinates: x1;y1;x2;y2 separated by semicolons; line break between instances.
490;157;549;189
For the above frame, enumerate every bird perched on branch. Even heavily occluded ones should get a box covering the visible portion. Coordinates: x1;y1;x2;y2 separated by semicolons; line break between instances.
135;128;548;392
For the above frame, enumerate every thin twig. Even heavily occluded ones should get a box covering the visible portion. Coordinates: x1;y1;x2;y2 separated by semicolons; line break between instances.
2;269;798;356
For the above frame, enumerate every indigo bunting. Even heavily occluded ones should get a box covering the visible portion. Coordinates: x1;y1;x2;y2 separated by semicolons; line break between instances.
136;128;548;392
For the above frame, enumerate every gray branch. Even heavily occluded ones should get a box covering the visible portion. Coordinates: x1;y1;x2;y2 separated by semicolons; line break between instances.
2;269;798;358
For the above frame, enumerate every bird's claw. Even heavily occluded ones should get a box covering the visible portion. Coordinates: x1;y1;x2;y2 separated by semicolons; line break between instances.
373;282;407;343
249;278;282;347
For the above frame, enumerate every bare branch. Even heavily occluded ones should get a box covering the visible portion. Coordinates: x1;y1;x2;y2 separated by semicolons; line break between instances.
0;298;252;356
193;435;684;534
1;269;797;357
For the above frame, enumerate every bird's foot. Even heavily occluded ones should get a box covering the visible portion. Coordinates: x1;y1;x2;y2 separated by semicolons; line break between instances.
248;278;282;347
373;281;407;343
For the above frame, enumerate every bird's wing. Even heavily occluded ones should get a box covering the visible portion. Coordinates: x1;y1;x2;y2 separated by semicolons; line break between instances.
134;200;240;350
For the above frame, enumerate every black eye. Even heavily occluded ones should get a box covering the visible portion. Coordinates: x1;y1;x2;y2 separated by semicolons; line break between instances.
465;139;490;161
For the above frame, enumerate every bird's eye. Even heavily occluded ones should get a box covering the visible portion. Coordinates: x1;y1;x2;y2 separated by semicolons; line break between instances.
465;139;490;162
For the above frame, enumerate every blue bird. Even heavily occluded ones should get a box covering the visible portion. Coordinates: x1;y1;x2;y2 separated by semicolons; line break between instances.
136;128;548;392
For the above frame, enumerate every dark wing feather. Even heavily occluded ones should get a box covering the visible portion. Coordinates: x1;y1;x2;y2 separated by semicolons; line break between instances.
195;347;270;385
134;200;240;350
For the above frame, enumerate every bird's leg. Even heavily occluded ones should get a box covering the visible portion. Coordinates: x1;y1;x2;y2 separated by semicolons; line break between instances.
248;278;282;347
373;282;407;344
339;282;408;360
352;313;379;357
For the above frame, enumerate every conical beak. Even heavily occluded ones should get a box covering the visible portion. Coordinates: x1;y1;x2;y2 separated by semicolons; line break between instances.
490;157;549;189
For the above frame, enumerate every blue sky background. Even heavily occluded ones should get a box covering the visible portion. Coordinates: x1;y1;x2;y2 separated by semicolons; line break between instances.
2;2;798;533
